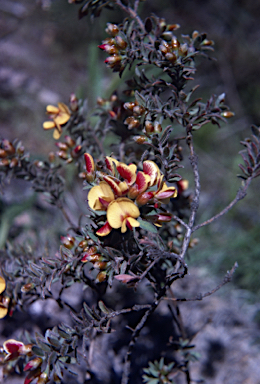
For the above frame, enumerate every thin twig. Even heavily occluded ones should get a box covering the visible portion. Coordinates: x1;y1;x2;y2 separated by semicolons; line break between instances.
192;178;252;232
164;262;238;303
115;0;154;44
178;134;200;260
121;302;159;384
172;214;190;230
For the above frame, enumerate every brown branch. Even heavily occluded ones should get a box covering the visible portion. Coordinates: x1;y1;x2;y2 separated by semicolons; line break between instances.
121;302;158;384
114;0;154;44
192;177;252;233
164;262;238;303
178;134;200;260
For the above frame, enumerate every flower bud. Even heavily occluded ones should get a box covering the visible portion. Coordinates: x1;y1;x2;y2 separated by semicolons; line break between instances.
24;357;43;371
78;240;89;248
16;145;25;155
154;122;162;133
55;142;69;151
71;145;82;158
37;371;49;384
93;261;107;270
133;135;147;144
145;120;154;133
221;111;235;118
21;283;35;293
0;159;10;167
171;36;180;49
167;24;180;31
104;55;122;68
133;105;145;116
98;44;118;54
114;35;127;49
192;30;199;39
124;116;140;130
105;23;119;36
48;152;56;163
124;102;136;111
69;93;79;112
0;149;7;158
9;158;18;168
136;191;154;206
165;52;177;63
96;271;107;283
2;140;15;155
60;235;75;249
57;151;69;161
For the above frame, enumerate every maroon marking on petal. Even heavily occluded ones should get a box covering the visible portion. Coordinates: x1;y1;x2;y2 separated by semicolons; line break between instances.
4;341;23;354
156;189;176;199
96;221;112;236
84;153;94;173
117;164;135;184
99;197;111;209
136;172;147;191
157;214;172;222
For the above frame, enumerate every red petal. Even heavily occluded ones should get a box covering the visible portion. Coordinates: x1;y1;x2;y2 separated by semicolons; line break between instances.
116;163;136;185
96;222;112;237
3;340;24;354
143;160;160;186
84;153;95;174
103;176;122;196
156;189;176;199
135;171;150;193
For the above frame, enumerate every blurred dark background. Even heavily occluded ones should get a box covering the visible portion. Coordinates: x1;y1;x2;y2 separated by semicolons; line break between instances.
1;0;260;294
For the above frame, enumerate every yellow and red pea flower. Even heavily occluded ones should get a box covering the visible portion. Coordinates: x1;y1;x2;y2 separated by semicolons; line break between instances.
0;276;8;319
43;102;71;139
3;339;32;362
85;153;178;236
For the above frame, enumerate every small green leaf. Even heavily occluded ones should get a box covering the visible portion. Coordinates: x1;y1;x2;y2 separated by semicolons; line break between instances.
31;346;45;357
138;219;158;234
98;300;111;314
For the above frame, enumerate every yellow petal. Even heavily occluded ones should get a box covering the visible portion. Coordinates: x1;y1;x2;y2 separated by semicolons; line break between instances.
126;217;140;230
121;218;127;233
46;105;59;114
58;102;70;115
0;276;6;294
88;182;114;211
53;128;62;140
43;121;56;129
96;221;112;236
107;198;140;229
54;114;70;126
143;160;161;186
0;306;8;319
116;162;137;185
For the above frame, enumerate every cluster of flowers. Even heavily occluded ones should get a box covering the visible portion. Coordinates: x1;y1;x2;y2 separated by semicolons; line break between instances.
53;135;82;163
61;234;108;282
84;153;177;237
43;102;71;140
0;339;47;384
157;22;214;64
0;139;24;170
123;100;163;134
98;23;128;71
0;276;9;319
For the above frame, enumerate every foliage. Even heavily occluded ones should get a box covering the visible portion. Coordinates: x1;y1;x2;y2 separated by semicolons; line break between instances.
0;1;260;383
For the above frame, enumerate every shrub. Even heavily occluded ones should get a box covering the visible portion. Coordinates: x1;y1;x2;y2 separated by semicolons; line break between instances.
0;1;260;383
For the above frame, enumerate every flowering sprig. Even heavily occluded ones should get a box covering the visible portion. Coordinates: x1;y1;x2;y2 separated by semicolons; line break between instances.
43;102;71;140
84;153;177;236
